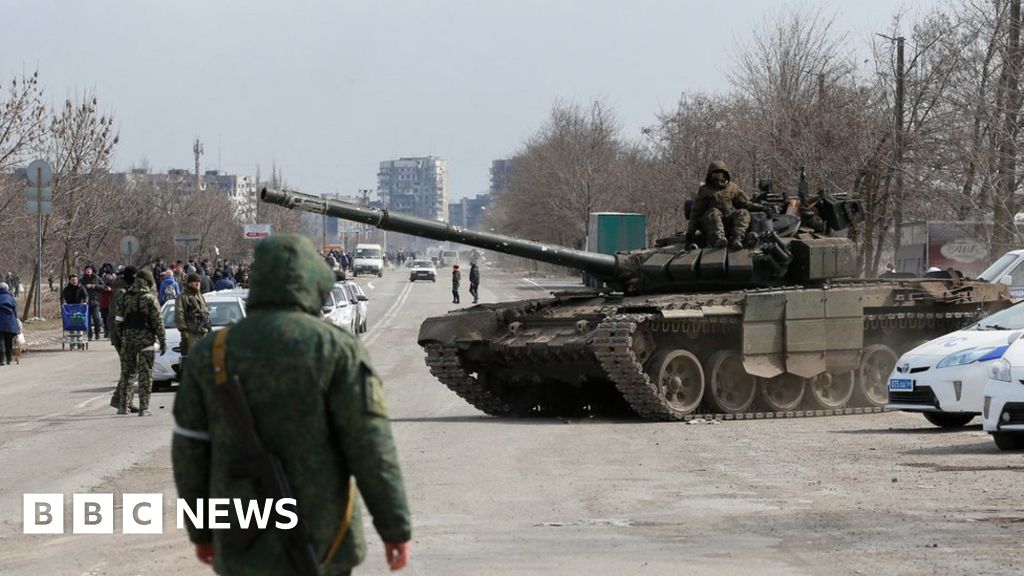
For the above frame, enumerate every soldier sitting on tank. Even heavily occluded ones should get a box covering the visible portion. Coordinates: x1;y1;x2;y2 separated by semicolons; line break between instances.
685;160;767;250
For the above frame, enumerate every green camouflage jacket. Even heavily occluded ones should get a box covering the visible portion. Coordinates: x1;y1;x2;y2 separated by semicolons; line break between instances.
119;277;165;345
174;286;209;336
172;234;411;576
687;160;760;232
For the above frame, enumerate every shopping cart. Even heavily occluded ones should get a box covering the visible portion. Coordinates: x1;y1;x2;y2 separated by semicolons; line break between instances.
61;303;89;351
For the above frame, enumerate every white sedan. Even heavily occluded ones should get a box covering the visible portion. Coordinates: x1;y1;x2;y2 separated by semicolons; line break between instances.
983;338;1024;450
152;292;247;389
324;285;358;334
887;302;1023;427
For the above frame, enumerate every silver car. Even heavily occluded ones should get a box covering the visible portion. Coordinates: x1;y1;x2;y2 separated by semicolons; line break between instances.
342;280;369;333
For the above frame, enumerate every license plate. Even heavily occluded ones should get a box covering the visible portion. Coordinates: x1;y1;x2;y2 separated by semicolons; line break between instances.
889;378;913;392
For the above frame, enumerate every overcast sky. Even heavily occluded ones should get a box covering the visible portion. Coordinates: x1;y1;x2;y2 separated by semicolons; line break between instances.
3;0;940;200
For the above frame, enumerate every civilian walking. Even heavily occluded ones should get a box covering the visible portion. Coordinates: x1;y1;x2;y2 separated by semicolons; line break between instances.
0;282;18;366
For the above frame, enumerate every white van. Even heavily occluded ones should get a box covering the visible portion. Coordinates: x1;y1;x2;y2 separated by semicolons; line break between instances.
353;243;384;277
440;249;460;268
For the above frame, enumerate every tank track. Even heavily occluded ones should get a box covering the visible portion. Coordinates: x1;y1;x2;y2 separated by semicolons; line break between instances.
423;343;515;416
591;314;886;422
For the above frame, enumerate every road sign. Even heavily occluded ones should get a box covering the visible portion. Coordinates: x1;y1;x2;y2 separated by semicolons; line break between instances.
243;223;271;239
25;187;52;202
26;159;53;186
120;235;141;257
173;234;202;247
26;200;52;214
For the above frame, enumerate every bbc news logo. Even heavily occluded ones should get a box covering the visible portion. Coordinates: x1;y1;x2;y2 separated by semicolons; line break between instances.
23;494;298;534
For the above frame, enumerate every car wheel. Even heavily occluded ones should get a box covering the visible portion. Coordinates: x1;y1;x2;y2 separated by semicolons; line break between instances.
922;412;975;428
993;432;1024;451
152;380;171;392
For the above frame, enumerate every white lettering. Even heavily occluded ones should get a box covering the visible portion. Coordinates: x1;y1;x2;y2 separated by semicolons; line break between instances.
233;498;275;530
275;498;298;530
176;498;204;530
208;498;231;529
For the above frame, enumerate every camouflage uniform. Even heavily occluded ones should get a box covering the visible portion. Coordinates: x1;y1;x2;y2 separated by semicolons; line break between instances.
117;272;166;415
687;160;762;248
174;284;209;358
108;274;134;409
172;234;411;576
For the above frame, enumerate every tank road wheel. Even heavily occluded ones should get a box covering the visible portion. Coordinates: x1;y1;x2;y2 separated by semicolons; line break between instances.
757;373;806;412
651;349;704;415
705;350;756;414
854;344;897;407
806;372;856;410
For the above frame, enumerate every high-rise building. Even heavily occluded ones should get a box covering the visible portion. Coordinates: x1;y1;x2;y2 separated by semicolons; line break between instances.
377;157;448;222
448;194;491;231
490;159;515;195
204;170;258;224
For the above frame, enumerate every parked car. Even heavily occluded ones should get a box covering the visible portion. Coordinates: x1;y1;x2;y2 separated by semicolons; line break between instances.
324;285;357;333
152;293;247;389
343;280;369;333
409;259;437;282
983;337;1024;450
887;301;1023;427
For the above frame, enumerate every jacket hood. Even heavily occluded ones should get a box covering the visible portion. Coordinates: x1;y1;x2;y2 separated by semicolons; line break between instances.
704;160;731;183
247;234;334;316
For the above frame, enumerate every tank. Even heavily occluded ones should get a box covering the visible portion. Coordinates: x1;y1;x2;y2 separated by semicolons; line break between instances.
260;185;1011;421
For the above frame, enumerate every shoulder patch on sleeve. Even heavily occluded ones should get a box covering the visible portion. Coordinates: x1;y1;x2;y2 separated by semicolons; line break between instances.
360;363;389;417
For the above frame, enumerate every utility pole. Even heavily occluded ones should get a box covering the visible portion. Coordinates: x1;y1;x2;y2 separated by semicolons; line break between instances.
894;36;906;260
877;33;906;265
193;138;204;194
995;0;1023;258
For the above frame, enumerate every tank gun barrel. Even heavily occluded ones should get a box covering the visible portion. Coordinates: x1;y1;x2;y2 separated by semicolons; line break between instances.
260;187;621;279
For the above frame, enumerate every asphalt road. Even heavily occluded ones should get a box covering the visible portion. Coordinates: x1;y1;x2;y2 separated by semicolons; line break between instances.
1;266;1022;575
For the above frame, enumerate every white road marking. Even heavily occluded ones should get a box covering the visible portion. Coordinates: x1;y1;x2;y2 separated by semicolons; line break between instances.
363;281;414;347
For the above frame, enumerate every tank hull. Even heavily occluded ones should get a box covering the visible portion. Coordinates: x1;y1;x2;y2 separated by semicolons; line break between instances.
419;279;1011;421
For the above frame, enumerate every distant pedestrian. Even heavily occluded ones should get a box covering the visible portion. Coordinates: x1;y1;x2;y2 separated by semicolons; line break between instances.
99;269;116;338
0;282;18;366
451;264;461;304
212;270;235;291
48;273;54;292
60;274;88;305
469;262;480;303
81;265;106;340
158;269;180;305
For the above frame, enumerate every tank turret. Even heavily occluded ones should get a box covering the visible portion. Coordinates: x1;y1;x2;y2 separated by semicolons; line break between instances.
260;185;864;294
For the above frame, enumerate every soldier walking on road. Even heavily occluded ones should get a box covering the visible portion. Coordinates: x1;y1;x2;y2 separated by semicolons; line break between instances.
109;266;139;412
174;273;210;360
469;261;480;304
115;269;166;416
451;264;461;304
172;234;411;575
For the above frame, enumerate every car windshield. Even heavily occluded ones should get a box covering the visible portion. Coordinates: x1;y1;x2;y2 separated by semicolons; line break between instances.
162;300;244;327
331;287;349;306
412;261;432;269
356;248;380;259
978;253;1019;281
972;302;1024;330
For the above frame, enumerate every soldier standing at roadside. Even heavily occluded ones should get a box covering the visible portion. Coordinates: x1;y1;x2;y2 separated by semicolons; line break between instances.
174;273;210;359
109;266;138;411
115;269;166;416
